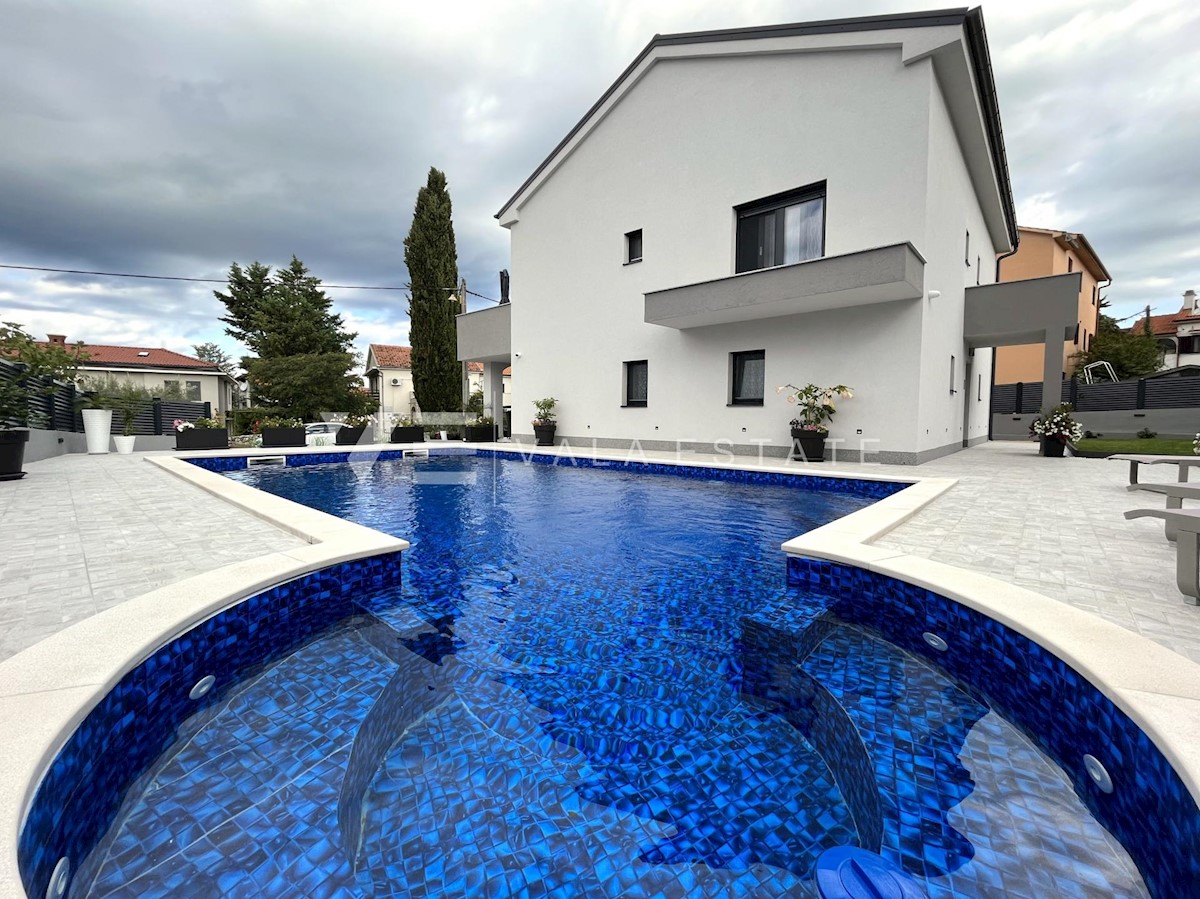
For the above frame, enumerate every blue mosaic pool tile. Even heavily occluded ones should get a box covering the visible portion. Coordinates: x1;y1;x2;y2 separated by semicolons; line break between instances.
17;551;404;899
786;555;1200;897
183;454;248;472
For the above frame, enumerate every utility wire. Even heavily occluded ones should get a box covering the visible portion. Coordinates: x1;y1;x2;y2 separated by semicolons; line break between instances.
0;262;501;302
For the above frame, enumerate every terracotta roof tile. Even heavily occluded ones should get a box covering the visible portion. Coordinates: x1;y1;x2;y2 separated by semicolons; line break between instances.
368;344;412;369
1127;304;1200;337
36;341;221;371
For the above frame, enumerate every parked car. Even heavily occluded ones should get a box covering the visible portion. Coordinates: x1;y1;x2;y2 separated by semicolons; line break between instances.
304;422;344;446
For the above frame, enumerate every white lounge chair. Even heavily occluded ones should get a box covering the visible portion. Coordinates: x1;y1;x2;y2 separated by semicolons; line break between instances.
1130;483;1200;541
1109;453;1200;489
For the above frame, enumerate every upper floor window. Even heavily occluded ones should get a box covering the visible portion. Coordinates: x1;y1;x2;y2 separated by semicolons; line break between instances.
625;229;643;264
735;182;825;274
1068;257;1074;273
730;350;765;405
624;360;648;407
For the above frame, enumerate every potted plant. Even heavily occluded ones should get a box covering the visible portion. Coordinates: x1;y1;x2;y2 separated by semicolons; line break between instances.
335;413;372;445
0;323;87;480
777;383;853;462
174;415;230;451
1030;403;1083;457
257;415;305;448
106;380;154;454
390;415;424;444
464;415;497;443
78;376;117;455
532;397;557;446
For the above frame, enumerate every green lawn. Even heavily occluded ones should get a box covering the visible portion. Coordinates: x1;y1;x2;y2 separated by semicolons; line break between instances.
1074;437;1197;456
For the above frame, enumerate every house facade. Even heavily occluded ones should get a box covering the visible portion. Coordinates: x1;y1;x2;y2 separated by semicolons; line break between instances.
460;9;1078;462
1129;291;1200;370
42;335;235;414
993;227;1111;384
366;344;511;422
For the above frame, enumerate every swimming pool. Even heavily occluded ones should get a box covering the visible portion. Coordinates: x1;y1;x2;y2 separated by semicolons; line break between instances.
15;451;1183;896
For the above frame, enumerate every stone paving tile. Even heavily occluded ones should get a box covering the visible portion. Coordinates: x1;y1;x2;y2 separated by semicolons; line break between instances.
0;453;304;662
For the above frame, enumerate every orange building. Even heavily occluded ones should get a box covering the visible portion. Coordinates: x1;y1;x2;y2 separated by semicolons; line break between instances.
993;227;1111;384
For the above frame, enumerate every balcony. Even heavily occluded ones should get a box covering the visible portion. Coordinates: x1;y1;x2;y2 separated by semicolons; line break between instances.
644;242;925;329
457;302;511;363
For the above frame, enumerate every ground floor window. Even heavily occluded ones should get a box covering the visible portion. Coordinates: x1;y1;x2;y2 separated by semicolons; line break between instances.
730;350;765;405
185;380;202;401
624;360;648;407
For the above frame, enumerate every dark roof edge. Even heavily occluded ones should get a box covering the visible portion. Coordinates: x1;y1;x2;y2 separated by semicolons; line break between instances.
495;8;974;220
78;360;223;373
963;6;1018;249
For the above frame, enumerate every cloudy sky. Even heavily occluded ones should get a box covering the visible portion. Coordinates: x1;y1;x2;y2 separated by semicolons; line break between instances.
1;0;1197;367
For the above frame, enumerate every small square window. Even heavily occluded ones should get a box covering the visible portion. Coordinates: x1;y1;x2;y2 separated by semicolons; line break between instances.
730;350;765;405
624;360;647;406
185;380;202;401
625;229;643;264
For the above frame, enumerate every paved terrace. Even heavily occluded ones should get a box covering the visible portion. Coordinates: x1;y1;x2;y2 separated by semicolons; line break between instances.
0;441;1196;665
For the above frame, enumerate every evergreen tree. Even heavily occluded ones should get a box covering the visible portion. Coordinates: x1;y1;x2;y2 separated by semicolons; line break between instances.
192;342;237;377
214;261;272;346
403;167;461;412
212;256;372;421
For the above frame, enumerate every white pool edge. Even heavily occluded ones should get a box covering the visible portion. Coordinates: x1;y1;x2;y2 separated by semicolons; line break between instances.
1;445;1198;895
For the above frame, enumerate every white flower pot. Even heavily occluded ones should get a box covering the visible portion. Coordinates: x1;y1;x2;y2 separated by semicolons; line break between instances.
82;409;113;454
113;435;136;455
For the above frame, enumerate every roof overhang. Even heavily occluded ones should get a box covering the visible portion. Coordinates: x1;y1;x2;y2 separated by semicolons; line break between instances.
495;7;1016;251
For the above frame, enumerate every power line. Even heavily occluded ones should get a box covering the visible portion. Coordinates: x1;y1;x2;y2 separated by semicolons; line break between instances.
0;262;499;300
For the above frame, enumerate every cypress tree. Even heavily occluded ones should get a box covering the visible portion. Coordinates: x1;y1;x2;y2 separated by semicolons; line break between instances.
404;167;461;413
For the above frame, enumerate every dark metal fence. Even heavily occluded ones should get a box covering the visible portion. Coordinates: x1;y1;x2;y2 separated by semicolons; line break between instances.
1;358;211;434
993;376;1200;414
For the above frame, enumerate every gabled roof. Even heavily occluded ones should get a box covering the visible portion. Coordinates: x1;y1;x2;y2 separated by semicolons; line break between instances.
495;7;1016;248
38;341;222;372
1017;226;1111;281
1127;304;1200;337
366;344;412;370
367;345;512;377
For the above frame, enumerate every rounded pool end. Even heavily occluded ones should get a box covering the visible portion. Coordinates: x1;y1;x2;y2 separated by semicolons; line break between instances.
815;846;928;899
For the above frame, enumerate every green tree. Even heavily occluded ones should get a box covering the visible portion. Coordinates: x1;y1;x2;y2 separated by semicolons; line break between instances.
404;167;461;412
192;342;237;377
213;257;371;421
1072;315;1163;380
214;261;272;346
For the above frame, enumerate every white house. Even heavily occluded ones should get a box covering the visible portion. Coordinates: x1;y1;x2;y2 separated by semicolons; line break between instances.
41;335;236;414
366;343;511;422
1130;290;1200;370
459;9;1082;463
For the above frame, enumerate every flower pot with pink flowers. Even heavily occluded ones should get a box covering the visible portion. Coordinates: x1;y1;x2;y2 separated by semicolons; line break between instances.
777;382;853;463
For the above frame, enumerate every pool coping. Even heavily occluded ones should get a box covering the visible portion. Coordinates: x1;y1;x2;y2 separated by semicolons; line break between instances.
1;442;1199;896
0;454;410;896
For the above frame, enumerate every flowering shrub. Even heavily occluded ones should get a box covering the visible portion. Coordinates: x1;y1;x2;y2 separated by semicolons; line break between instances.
1030;403;1084;443
1193;433;1199;456
776;383;853;434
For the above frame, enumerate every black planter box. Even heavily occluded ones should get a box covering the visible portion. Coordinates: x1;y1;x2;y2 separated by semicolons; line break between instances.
464;424;498;443
790;428;827;462
335;425;368;446
0;430;30;481
175;429;230;451
389;426;425;443
261;427;305;448
533;423;556;447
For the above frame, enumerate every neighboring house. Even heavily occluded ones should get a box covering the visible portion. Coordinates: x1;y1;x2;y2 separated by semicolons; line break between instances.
993;227;1111;384
365;344;511;421
1128;291;1200;370
41;334;236;414
459;9;1078;462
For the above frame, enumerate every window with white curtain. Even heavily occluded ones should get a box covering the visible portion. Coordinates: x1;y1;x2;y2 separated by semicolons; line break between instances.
735;183;826;273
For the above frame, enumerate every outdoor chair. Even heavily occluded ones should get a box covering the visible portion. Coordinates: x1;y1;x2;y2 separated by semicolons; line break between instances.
1129;483;1200;541
1123;507;1200;605
1109;453;1200;489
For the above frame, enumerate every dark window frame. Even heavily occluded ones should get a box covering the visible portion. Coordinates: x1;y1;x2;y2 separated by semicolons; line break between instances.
730;349;766;406
734;181;826;274
976;255;981;286
623;359;648;407
624;229;643;265
965;230;970;266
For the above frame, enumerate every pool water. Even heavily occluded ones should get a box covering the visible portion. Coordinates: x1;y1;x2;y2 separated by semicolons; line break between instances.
77;456;1148;897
